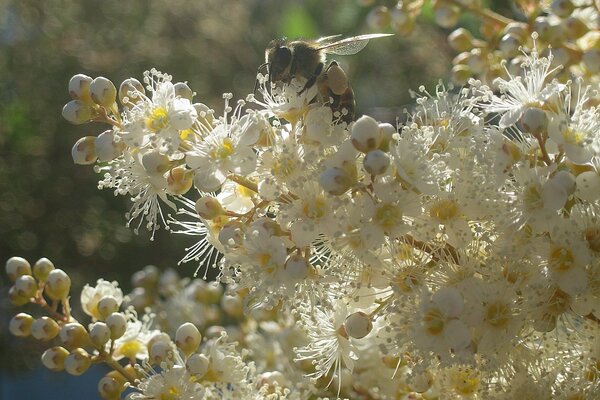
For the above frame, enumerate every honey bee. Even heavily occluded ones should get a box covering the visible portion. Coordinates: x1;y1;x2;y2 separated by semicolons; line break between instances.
263;33;393;124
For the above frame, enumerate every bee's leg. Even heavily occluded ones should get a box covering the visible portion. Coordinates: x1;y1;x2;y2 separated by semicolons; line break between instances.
298;62;324;95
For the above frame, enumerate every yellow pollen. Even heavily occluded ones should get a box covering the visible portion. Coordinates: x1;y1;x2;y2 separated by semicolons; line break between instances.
549;246;574;271
179;129;193;140
160;386;180;400
146;107;169;131
585;226;600;253
273;156;295;178
259;253;272;267
423;308;445;335
210;138;234;160
374;203;402;230
484;302;510;328
563;128;584;145
451;369;480;395
429;198;458;221
118;341;143;361
302;197;327;220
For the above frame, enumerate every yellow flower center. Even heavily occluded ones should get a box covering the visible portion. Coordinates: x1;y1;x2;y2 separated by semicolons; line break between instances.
118;340;143;361
563;128;584;145
146;107;169;131
429;198;458;221
302;196;327;220
160;386;180;400
374;203;402;230
451;369;480;395
423;308;445;335
523;185;542;211
210;138;234;160
484;301;510;328
549;246;575;272
272;155;296;178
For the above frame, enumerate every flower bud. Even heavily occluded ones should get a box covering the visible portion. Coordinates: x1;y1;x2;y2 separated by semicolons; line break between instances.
62;100;94;124
452;64;472;86
344;311;373;339
69;74;93;103
90;322;111;347
14;275;37;298
31;316;60;341
90;77;117;108
434;3;459;28
378;123;396;152
367;6;390;30
221;294;243;318
195;196;225;220
33;258;55;282
550;0;574;18
41;346;69;372
186;353;210;378
8;286;29;306
141;151;171;177
364;149;390;175
564;16;588;40
97;296;120;320
409;370;434;393
106;312;127;340
166;166;193;195
174;82;194;101
149;340;173;365
45;269;71;300
98;375;124;400
204;282;223;304
320;167;353;195
499;33;521;58
175;322;202;356
119;78;145;107
9;313;34;337
448;28;473;52
72;136;97;165
64;348;91;376
391;7;415;36
60;322;89;349
283;254;310;282
6;256;31;282
520;107;548;135
351;115;382;153
583;49;600;74
96;130;124;162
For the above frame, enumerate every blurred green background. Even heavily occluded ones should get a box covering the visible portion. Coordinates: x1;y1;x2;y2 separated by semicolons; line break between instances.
0;0;454;377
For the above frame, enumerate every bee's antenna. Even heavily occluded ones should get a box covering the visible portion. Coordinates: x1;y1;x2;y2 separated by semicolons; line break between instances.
253;62;269;96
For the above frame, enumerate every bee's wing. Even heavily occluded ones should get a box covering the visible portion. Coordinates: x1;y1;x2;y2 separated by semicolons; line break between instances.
317;33;393;56
315;34;343;43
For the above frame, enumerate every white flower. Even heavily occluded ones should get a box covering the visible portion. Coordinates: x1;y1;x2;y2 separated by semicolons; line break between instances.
111;309;161;362
80;279;123;321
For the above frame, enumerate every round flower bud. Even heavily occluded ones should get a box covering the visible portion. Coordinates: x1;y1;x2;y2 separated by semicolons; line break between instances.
98;375;124;400
503;22;528;40
69;74;93;103
90;77;117;108
175;322;202;356
31;316;60;341
62;100;94;125
351;115;382;153
141;151;170;177
14;275;37;299
96;130;124;162
434;4;459;28
391;7;415;36
64;348;91;376
499;33;521;58
126;287;152;310
466;49;485;74
90;322;111;347
149;340;173;365
448;28;473;52
8;286;29;306
564;16;589;40
41;346;69;372
364;149;390;175
344;311;373;339
409;370;434;393
451;64;472;86
166;166;193;195
576;171;600;202
33;258;54;282
367;6;390;30
174;82;194;101
221;294;243;318
6;256;31;282
97;296;120;320
186;353;210;378
195;196;225;220
319;167;353;195
106;312;127;340
204;282;223;304
45;269;71;300
205;325;225;339
378;123;396;152
60;322;89;349
582;49;600;74
72;136;97;165
283;254;310;283
551;0;574;18
553;170;576;195
9;313;34;337
326;64;349;96
119;78;145;107
520;107;548;135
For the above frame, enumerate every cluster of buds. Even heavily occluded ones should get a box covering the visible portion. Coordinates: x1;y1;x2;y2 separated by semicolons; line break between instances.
361;0;600;89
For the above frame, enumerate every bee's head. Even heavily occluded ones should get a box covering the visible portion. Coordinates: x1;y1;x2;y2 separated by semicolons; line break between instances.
265;39;292;84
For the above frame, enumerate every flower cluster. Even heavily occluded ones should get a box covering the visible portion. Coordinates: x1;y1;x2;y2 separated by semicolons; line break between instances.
6;3;600;398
